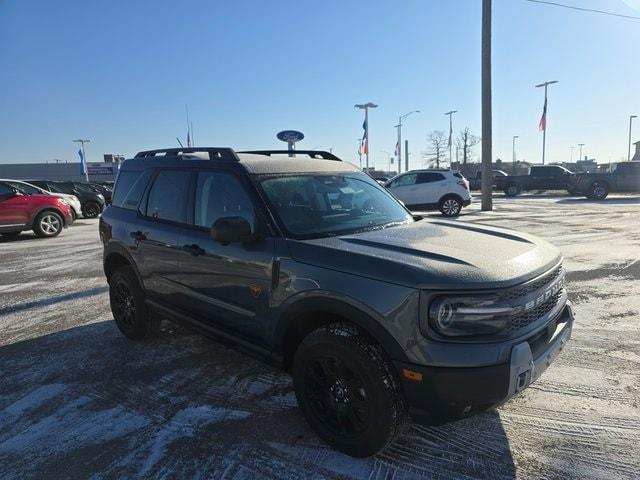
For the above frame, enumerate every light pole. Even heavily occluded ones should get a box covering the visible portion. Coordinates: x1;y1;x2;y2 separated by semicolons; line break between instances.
535;80;558;165
629;115;637;161
394;110;420;175
355;102;378;171
578;143;585;162
512;135;519;173
570;145;574;162
73;139;90;182
445;110;458;165
380;150;392;173
481;0;492;211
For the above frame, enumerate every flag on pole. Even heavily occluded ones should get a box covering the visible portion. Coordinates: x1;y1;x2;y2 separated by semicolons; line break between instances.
539;96;547;131
187;129;191;147
360;119;368;155
394;140;399;156
78;149;87;175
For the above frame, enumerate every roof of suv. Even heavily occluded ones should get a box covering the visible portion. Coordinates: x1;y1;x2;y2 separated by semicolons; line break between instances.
122;148;360;175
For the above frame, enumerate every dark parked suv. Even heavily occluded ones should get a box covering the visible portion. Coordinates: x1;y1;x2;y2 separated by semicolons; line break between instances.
28;180;105;218
100;148;573;457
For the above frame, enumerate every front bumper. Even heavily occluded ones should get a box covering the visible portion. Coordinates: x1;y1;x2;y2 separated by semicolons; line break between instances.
395;302;574;425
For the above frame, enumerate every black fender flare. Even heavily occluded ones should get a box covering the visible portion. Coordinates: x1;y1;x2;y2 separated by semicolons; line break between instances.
272;293;409;363
103;242;143;285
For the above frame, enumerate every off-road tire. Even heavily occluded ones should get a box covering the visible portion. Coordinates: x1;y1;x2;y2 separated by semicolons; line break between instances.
438;196;463;217
109;266;151;340
292;323;406;457
33;210;63;238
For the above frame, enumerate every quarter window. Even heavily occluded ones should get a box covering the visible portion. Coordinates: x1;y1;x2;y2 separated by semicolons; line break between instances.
145;170;191;223
194;172;256;229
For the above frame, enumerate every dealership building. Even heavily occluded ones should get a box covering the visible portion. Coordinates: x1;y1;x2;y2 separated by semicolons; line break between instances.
0;155;123;183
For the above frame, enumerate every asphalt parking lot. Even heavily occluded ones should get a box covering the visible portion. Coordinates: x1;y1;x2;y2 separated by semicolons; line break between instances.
1;194;639;480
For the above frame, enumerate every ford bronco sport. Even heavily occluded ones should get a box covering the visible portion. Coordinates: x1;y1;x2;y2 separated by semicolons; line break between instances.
100;147;573;457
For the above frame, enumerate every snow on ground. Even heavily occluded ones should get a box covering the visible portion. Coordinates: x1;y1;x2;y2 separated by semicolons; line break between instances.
0;194;638;479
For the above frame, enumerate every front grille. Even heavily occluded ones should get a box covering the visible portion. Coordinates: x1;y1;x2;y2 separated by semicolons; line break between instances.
507;290;563;332
498;265;563;301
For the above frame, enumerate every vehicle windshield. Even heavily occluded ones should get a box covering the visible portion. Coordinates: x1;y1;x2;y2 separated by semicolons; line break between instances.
72;183;98;193
260;173;413;239
6;181;46;195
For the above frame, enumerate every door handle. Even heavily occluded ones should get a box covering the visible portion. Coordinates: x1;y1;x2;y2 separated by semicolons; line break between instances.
130;230;147;241
183;244;205;256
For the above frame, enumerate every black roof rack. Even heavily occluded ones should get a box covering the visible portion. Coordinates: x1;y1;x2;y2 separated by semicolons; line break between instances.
134;147;240;161
238;150;342;161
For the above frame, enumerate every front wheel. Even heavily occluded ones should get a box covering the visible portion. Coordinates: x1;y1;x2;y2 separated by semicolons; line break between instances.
587;182;609;200
292;324;405;457
504;184;520;197
33;211;63;238
439;196;462;217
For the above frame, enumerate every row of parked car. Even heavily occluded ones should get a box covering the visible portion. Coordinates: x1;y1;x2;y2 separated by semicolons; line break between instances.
467;163;640;199
0;179;112;239
377;161;640;217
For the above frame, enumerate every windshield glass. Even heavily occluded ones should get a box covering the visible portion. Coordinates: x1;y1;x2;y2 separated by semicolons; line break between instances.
260;173;413;239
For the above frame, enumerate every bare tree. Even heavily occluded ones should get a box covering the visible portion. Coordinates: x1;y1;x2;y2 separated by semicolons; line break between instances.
423;130;448;168
457;127;481;165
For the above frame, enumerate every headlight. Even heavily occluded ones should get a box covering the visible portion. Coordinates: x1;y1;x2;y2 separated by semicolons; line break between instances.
426;296;514;337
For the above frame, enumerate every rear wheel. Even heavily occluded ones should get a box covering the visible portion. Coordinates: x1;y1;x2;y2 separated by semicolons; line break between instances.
439;196;462;217
504;184;520;197
292;324;405;457
109;266;151;340
82;201;101;218
33;211;63;238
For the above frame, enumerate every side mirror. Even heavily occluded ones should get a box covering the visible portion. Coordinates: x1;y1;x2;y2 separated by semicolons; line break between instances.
211;216;252;245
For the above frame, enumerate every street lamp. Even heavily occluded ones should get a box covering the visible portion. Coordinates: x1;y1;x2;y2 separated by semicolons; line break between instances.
578;143;585;161
355;102;378;171
73;139;90;182
629;115;637;161
445;110;458;165
512;135;519;172
395;110;420;174
380;150;392;173
535;80;558;165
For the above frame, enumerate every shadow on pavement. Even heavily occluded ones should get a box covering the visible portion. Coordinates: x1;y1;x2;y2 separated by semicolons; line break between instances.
0;287;109;316
0;321;516;479
556;196;640;205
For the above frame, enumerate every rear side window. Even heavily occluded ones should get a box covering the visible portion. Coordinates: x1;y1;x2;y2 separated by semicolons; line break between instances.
145;170;191;223
112;170;151;210
417;172;445;184
0;182;13;195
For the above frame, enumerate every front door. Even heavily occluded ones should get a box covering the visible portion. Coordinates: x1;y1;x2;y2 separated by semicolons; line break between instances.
388;173;418;205
0;183;29;229
175;170;274;345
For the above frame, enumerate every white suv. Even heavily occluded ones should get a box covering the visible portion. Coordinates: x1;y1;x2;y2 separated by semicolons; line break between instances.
384;169;472;216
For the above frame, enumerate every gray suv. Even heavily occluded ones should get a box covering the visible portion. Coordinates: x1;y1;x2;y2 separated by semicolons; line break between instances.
99;148;573;457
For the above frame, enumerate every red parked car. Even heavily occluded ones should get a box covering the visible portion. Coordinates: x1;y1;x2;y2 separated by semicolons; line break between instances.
0;180;74;238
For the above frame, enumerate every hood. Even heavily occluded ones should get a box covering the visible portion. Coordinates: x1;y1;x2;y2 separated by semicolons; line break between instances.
286;219;561;290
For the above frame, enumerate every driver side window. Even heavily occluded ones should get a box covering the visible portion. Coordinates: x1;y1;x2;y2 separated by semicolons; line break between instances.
194;171;256;230
390;174;417;188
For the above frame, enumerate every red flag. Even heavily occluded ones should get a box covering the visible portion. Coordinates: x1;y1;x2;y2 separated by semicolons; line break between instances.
539;97;547;131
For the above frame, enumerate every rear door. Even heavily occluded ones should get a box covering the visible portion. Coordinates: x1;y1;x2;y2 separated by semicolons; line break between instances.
174;169;275;344
415;172;447;205
129;169;191;299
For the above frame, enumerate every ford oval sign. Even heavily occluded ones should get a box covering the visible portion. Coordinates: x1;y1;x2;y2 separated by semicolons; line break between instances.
277;130;304;143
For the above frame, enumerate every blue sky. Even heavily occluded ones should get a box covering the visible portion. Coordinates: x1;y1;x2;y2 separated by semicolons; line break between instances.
1;0;639;169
